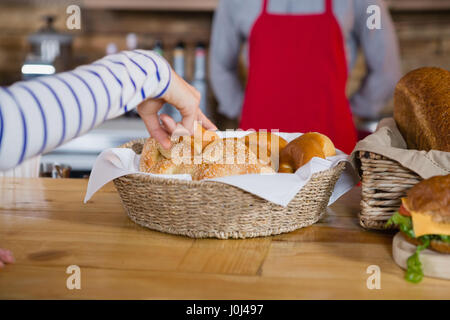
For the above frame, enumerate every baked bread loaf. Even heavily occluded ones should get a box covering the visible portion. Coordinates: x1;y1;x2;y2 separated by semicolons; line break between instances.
139;128;274;180
148;158;197;176
140;138;164;172
198;137;273;179
394;67;450;152
202;138;258;164
193;163;273;180
278;132;336;173
157;122;219;159
241;132;288;170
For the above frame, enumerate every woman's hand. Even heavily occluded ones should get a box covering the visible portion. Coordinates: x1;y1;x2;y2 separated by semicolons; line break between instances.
137;69;217;149
0;248;14;268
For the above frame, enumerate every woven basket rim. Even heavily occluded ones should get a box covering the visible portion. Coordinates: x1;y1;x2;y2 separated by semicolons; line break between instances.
118;138;346;187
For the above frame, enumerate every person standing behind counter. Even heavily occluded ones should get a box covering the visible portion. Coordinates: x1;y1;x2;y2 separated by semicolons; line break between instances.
0;49;217;267
210;0;402;154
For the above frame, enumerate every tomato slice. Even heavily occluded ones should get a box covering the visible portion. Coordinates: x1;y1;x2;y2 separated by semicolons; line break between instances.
399;204;411;217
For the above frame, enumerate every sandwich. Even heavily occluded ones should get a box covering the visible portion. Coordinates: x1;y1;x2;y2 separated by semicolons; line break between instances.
386;174;450;283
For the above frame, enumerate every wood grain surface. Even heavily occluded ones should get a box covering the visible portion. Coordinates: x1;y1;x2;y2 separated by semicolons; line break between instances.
0;177;449;299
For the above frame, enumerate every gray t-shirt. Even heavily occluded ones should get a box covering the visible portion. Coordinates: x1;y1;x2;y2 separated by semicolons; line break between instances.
209;0;402;119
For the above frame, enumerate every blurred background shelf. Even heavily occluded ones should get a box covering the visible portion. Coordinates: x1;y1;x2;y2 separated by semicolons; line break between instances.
385;0;450;11
82;0;218;11
8;0;450;11
81;0;450;11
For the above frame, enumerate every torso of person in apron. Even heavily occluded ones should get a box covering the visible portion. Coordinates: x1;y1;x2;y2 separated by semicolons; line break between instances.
239;0;357;154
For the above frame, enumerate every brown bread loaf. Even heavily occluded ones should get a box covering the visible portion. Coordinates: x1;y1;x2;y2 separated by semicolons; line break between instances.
394;67;450;152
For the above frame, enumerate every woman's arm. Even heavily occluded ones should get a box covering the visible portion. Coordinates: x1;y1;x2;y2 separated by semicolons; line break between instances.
209;0;245;119
0;50;215;171
349;0;402;119
0;50;170;171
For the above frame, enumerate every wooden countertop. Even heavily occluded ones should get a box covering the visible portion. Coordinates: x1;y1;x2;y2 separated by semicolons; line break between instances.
0;177;449;299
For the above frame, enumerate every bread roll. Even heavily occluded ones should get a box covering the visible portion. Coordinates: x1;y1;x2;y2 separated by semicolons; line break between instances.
139;132;274;180
278;132;336;173
139;138;164;172
187;122;219;156
140;137;189;172
149;158;197;176
158;123;219;159
193;163;273;180
202;138;258;165
394;67;450;152
404;174;450;224
242;132;288;170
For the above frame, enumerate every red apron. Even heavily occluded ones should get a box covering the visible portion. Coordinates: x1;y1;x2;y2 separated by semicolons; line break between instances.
240;0;357;154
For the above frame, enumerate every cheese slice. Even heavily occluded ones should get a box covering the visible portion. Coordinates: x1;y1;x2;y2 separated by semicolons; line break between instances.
411;211;450;237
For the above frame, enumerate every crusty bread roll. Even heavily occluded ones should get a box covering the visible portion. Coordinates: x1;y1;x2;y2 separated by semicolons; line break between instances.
148;158;196;175
157;122;219;159
278;132;336;173
403;174;450;224
140;138;164;172
139;130;274;180
195;137;273;179
202;138;258;165
394;67;450;152
241;132;288;170
140;137;197;173
193;163;273;180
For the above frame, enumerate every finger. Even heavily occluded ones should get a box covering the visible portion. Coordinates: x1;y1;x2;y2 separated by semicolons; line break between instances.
161;72;199;134
137;99;171;149
6;250;14;263
197;111;218;131
0;249;14;264
145;116;171;150
160;113;178;134
171;123;191;140
175;90;198;133
181;111;197;135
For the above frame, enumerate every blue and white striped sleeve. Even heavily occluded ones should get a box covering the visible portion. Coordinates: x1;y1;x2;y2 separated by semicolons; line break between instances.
0;49;171;171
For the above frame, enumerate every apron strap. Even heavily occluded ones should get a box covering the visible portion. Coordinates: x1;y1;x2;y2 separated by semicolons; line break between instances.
325;0;333;14
262;0;268;13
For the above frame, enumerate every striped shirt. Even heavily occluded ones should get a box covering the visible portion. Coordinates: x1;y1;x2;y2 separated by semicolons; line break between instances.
0;50;171;172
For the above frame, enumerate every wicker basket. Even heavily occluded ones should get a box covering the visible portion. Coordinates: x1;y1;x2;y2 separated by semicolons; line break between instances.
112;139;346;239
357;151;422;230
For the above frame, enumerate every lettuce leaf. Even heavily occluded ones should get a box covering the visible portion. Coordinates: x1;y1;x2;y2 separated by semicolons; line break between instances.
386;212;415;238
405;237;430;283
